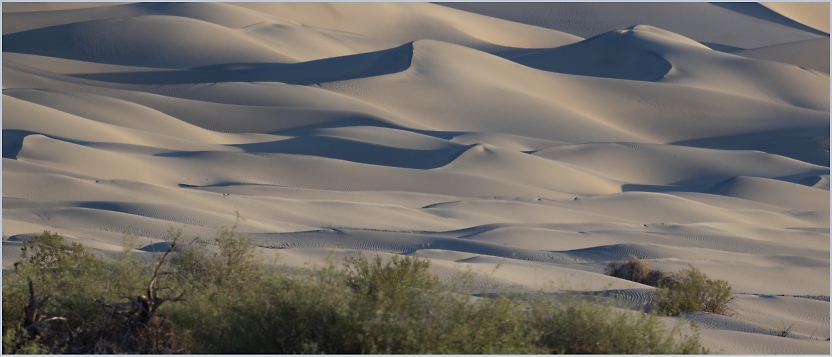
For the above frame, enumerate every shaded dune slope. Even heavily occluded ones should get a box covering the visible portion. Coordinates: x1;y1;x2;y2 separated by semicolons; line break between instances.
438;2;828;50
70;42;415;85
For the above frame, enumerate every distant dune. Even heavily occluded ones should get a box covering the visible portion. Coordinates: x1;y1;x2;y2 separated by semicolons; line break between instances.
2;2;829;353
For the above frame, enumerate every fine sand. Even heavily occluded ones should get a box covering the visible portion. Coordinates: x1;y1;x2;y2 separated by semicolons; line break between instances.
2;2;829;354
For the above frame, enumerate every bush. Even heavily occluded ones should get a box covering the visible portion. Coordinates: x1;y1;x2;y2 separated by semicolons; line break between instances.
170;220;263;290
3;230;190;353
343;253;439;308
530;293;707;354
3;231;110;353
605;255;673;287
4;228;710;354
656;265;735;316
606;257;735;317
346;261;540;354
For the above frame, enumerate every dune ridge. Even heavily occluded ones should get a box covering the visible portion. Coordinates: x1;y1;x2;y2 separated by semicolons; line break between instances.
2;2;828;353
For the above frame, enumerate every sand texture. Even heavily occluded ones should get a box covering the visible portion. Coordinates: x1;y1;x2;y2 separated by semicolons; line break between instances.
2;2;829;353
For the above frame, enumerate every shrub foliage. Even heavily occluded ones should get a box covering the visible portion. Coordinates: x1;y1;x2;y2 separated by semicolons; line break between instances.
656;265;735;317
605;254;673;287
605;255;735;317
3;229;709;354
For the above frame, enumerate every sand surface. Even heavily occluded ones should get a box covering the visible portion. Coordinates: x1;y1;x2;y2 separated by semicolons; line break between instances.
2;2;829;353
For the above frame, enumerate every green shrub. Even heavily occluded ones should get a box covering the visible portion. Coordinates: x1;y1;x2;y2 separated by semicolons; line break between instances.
343;253;439;308
606;257;735;317
170;222;263;290
4;228;711;354
351;267;541;354
3;231;111;353
656;265;735;316
3;230;190;353
530;293;706;354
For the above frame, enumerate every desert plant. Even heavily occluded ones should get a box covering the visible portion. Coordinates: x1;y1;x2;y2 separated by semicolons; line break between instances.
79;230;191;353
772;321;795;338
656;265;735;316
352;266;540;354
4;227;710;354
171;228;262;289
2;230;191;354
606;255;674;287
3;231;110;353
13;231;106;275
530;292;707;354
606;254;652;283
343;253;439;307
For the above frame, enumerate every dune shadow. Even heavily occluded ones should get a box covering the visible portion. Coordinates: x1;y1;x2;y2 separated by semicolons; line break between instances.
137;241;174;253
700;42;746;52
510;32;672;81
709;2;829;36
554;244;657;263
671;129;830;167
68;42;414;85
226;136;472;170
621;184;706;193
2;129;38;159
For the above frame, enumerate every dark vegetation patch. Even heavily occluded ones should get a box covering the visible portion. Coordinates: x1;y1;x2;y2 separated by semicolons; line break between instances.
4;226;708;354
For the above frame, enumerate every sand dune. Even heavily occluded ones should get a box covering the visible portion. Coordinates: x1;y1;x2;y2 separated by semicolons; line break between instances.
534;142;826;186
2;2;828;353
707;176;830;212
732;38;830;74
439;2;828;50
761;2;830;34
230;2;581;55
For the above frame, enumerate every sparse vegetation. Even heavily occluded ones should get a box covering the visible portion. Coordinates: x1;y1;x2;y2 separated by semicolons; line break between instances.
772;321;795;338
605;255;735;317
3;229;708;354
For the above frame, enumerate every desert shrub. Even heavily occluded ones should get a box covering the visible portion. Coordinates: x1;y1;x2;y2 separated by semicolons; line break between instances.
606;255;651;283
2;230;190;353
4;227;710;354
173;252;541;354
177;264;364;354
167;238;355;353
606;257;734;316
3;231;110;353
343;253;439;308
351;267;541;354
529;292;706;354
656;265;735;316
14;231;101;273
170;218;263;290
605;255;674;287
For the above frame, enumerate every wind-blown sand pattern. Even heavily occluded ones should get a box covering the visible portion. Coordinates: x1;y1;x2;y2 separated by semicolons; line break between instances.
2;2;829;353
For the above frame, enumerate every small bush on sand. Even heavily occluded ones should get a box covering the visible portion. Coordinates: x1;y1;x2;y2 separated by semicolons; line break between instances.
656;265;735;317
605;255;673;287
606;256;735;317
